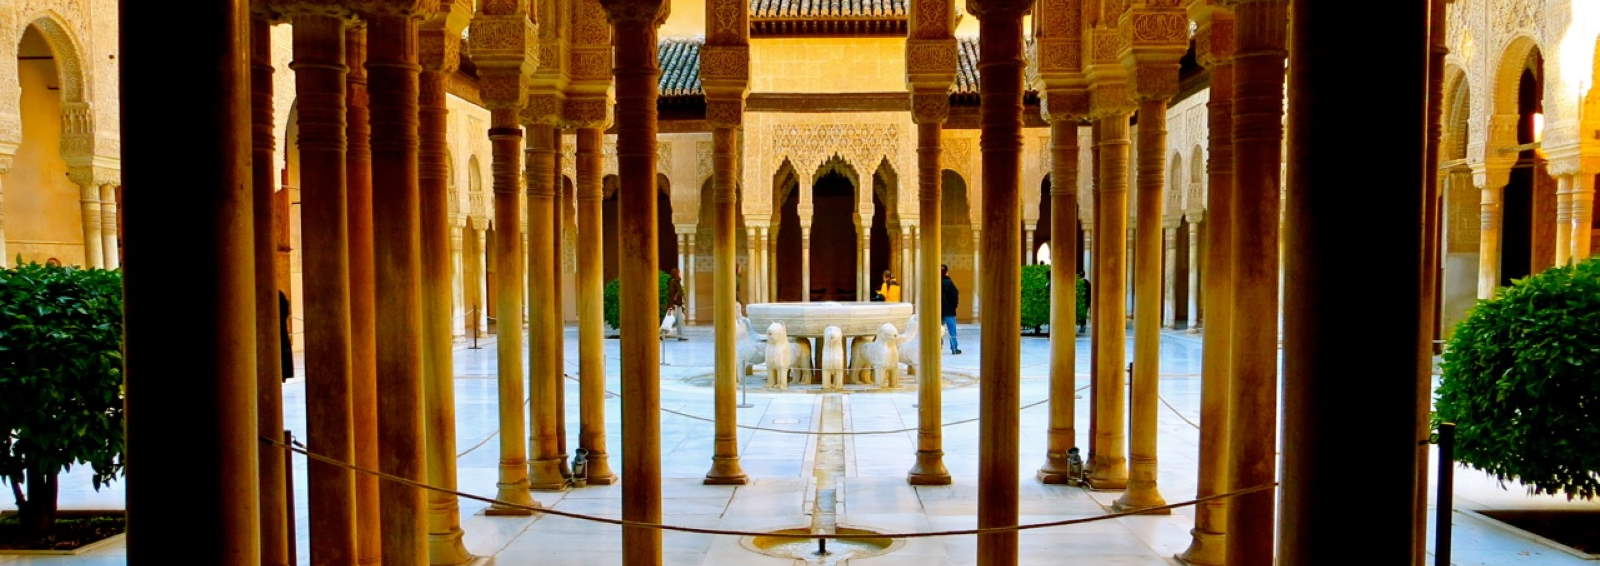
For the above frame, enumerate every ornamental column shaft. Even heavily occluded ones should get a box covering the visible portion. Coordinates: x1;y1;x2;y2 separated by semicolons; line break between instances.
99;185;119;268
1179;6;1234;563
289;15;358;564
78;183;103;268
470;3;539;514
1556;177;1573;265
969;2;1028;563
575;126;616;483
122;1;259;561
419;3;473;561
705;122;748;484
525;123;566;491
1088;113;1129;489
366;11;433;563
1574;174;1595;259
250;16;289;566
1226;2;1287;564
1037;119;1079;483
344;23;382;566
1280;0;1428;561
600;1;668;563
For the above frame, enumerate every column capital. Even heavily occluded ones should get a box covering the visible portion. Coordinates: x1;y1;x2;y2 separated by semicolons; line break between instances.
1188;2;1236;68
348;0;442;17
420;0;472;73
964;0;1031;19
906;38;958;89
700;46;750;97
599;0;669;25
1118;3;1188;101
523;92;566;125
911;93;951;125
563;97;612;129
706;98;745;129
469;11;539;110
1042;88;1090;124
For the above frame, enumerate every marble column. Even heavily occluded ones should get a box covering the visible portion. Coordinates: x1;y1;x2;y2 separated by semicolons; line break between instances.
705;122;748;485
1476;182;1503;298
0;173;8;266
1088;113;1130;490
343;24;381;566
1023;227;1034;265
1038;118;1079;484
1179;10;1235;563
78;183;103;268
485;128;535;510
1227;2;1288;564
121;1;259;561
859;227;871;300
604;1;669;563
1186;214;1202;329
1280;0;1427;561
908;98;951;485
1118;94;1174;513
763;227;775;302
801;225;812;301
551;131;570;480
685;231;697;320
366;11;430;563
1574;174;1595;259
419;4;471;560
250;16;288;566
970;2;1029;563
290;15;358;564
464;224;485;338
1556;176;1573;265
575;127;615;483
1162;226;1178;327
525;123;566;491
99;185;119;268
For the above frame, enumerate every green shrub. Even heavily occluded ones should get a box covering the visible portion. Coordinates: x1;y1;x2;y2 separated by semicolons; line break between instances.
1435;258;1600;500
603;271;671;331
0;263;125;533
1019;264;1090;334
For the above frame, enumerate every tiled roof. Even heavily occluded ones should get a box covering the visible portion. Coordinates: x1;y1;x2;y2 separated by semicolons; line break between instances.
951;36;1039;97
658;39;702;98
655;36;1031;100
749;0;908;19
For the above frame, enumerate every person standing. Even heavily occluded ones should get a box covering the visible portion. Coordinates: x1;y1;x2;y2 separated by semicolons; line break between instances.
667;267;688;340
941;264;961;354
878;270;902;302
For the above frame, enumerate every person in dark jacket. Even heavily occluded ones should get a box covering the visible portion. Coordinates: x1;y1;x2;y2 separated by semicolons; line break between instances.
941;264;961;354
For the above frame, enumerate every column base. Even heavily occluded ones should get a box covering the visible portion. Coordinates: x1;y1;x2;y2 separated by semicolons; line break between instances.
558;455;572;480
428;528;475;565
1176;528;1226;566
486;480;537;516
906;451;951;485
704;457;748;485
528;458;569;491
584;452;617;485
1086;455;1128;491
1112;490;1171;515
1036;454;1078;485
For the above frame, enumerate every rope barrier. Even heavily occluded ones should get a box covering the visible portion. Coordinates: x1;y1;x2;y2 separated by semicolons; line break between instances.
264;434;1276;540
1158;394;1201;430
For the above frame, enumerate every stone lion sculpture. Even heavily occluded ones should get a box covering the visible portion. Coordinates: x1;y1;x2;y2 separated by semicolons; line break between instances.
734;316;765;377
764;321;799;390
898;314;945;377
819;326;846;390
864;322;912;387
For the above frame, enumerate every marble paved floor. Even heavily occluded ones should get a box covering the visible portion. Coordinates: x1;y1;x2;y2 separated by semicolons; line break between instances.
8;324;1597;565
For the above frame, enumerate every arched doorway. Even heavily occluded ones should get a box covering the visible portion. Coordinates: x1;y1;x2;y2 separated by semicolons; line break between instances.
941;170;976;322
1036;175;1052;265
870;162;899;295
602;173;678;282
4;20;94;267
773;162;804;301
692;176;749;321
810;169;858;301
1440;70;1479;336
1500;49;1551;285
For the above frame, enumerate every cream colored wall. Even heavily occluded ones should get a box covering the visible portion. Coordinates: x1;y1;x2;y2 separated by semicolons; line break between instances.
750;38;907;93
658;0;706;40
5;55;84;265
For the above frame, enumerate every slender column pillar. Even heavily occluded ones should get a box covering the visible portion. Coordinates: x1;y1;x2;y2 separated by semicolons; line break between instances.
705;123;748;484
685;232;697;320
419;4;472;558
122;2;259;561
1117;95;1172;512
1162;226;1178;327
0;174;8;266
525;123;566;491
801;226;812;301
464;224;485;338
1476;183;1503;298
1416;2;1449;557
1180;10;1235;563
575;127;616;483
1023;228;1034;265
908;110;951;485
602;2;668;563
485;113;535;511
343;24;382;566
1088;113;1130;489
99;185;119;268
1186;215;1202;329
763;227;774;302
1038;119;1079;483
859;228;870;300
1555;176;1573;265
1574;174;1595;259
367;12;430;563
78;183;103;268
1226;2;1288;564
291;15;358;564
970;3;1029;563
551;130;570;479
250;16;288;566
1280;0;1427;561
1087;122;1101;465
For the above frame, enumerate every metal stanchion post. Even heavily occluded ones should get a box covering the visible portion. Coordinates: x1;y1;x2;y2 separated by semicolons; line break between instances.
1435;422;1455;566
283;429;297;566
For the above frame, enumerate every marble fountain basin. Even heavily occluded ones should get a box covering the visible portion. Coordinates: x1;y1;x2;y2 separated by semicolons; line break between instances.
745;301;913;337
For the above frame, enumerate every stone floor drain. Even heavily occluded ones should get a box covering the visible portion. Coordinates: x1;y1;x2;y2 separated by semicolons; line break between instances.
742;527;898;563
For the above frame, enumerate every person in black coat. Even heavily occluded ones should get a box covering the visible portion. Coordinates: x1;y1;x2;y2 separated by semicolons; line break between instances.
941;264;961;354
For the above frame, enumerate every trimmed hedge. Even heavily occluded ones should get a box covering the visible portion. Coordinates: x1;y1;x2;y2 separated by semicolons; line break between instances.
1435;258;1600;500
603;271;671;331
1020;264;1090;334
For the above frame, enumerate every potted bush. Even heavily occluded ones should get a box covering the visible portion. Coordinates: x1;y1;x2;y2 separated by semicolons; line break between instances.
603;271;672;337
0;262;125;547
1435;258;1600;501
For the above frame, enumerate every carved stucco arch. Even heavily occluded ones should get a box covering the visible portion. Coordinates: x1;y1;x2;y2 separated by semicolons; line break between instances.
1187;144;1204;219
1443;65;1472;163
15;11;96;180
1165;151;1184;224
1481;35;1543;188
